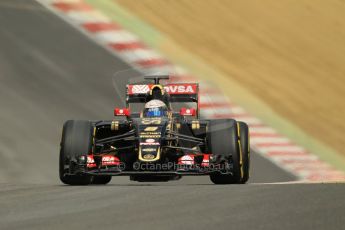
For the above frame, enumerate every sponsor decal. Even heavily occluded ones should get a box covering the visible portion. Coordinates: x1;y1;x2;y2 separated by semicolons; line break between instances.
144;126;158;131
140;135;161;138
101;155;120;166
180;107;196;116
142;148;156;152
178;155;195;165
142;131;161;135
201;154;211;167
145;139;155;143
143;154;155;160
142;119;161;125
114;108;130;116
87;155;96;168
128;84;197;95
164;85;196;94
131;85;150;94
140;142;160;146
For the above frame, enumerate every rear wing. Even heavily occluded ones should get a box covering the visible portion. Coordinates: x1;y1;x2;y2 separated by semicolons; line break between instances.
126;83;200;117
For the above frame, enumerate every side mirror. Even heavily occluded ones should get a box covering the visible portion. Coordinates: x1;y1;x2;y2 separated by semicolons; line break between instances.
114;108;130;116
180;108;196;116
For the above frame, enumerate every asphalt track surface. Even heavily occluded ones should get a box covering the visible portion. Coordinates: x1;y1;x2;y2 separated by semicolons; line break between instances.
0;1;343;229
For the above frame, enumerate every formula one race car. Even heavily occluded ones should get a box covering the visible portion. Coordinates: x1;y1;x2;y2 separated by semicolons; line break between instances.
59;76;250;185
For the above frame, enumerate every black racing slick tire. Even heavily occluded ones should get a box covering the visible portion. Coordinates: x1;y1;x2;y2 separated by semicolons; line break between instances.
207;119;243;184
92;176;112;185
237;121;250;183
59;120;93;185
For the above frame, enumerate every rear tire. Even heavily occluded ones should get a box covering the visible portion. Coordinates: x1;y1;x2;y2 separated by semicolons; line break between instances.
59;120;93;185
237;121;250;183
207;119;243;184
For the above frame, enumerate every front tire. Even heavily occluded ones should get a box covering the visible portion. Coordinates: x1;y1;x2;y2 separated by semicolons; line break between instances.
59;120;93;185
237;121;250;183
207;119;244;184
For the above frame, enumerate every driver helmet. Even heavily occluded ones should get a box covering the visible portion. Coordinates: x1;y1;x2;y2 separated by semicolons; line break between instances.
144;100;168;117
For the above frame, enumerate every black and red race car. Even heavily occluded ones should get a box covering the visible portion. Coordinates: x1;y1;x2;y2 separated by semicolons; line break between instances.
59;76;250;185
